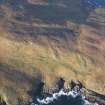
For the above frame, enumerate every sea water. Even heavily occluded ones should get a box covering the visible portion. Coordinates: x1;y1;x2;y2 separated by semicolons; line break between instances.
30;89;99;105
84;0;105;8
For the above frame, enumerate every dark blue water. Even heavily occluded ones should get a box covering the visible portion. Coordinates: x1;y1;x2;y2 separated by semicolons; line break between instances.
29;90;96;105
35;96;85;105
0;0;104;24
0;0;105;7
0;0;6;4
84;0;105;8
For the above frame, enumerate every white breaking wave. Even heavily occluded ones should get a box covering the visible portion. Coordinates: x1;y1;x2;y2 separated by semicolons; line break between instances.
30;88;99;105
37;89;78;104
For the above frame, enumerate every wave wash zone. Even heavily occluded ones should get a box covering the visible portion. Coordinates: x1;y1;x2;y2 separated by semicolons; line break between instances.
83;0;105;8
30;89;98;105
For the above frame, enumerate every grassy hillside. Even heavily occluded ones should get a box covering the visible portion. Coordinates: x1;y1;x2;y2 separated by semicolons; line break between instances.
0;0;105;105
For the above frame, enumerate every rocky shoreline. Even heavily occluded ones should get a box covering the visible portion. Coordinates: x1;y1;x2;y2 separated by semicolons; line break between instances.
28;79;105;105
85;89;105;105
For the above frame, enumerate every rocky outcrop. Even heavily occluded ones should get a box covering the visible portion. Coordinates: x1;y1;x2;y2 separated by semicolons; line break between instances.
85;89;105;105
32;79;105;105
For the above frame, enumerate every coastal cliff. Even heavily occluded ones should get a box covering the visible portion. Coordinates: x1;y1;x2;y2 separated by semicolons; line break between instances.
0;0;105;105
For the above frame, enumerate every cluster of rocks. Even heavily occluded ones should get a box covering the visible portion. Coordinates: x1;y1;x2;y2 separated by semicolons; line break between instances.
31;78;105;105
0;96;6;105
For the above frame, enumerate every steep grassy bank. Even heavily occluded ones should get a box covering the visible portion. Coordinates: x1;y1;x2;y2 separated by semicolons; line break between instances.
0;0;105;104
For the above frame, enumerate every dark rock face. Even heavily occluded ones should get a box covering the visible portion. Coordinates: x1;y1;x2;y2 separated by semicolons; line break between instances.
85;89;105;105
0;96;7;105
57;77;65;90
0;101;6;105
29;80;105;105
